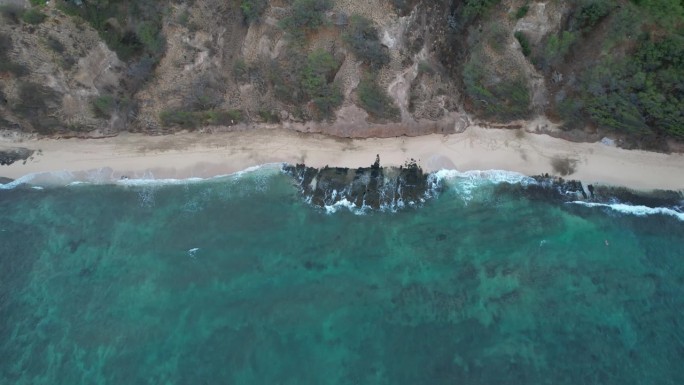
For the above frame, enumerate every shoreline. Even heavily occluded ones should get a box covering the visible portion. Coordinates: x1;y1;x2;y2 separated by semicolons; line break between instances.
1;126;683;191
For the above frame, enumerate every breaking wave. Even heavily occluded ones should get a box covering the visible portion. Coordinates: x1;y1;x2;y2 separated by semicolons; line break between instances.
569;201;684;221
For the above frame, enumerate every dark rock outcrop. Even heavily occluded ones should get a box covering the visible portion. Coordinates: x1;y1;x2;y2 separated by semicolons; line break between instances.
0;147;33;166
497;174;683;213
282;156;438;211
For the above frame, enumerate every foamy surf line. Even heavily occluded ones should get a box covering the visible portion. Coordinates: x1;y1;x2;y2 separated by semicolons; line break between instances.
0;163;285;190
4;164;683;221
430;169;538;185
304;168;540;215
569;201;684;221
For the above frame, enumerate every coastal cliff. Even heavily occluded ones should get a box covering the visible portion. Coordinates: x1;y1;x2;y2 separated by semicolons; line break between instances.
0;0;682;149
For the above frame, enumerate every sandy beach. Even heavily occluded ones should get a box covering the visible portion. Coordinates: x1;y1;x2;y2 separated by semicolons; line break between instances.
1;126;683;191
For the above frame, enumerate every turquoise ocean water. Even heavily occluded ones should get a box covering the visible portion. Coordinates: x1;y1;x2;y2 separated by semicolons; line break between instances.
1;165;683;384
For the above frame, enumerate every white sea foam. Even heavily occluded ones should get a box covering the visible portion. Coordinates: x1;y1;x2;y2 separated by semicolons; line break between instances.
117;176;207;187
432;169;537;186
569;201;684;221
323;198;368;215
0;163;285;190
426;169;537;203
0;174;38;190
187;248;200;259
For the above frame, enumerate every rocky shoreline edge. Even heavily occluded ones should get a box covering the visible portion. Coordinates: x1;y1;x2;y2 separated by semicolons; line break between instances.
283;157;683;212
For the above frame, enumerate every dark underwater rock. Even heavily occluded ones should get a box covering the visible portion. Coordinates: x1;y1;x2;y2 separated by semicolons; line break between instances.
282;156;438;210
587;186;683;208
492;174;590;203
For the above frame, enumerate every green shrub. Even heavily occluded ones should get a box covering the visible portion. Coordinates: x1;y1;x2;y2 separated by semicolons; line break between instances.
233;59;249;82
0;4;24;24
30;0;47;6
46;36;66;54
92;95;116;118
0;34;28;76
556;97;586;130
279;0;332;41
302;49;338;95
390;0;418;16
137;21;165;55
56;0;166;62
241;0;268;24
417;61;435;76
573;0;613;31
515;4;529;19
514;31;531;56
0;38;29;76
159;109;244;129
269;48;341;119
258;109;281;123
177;10;190;27
0;62;29;76
357;75;400;120
342;15;390;69
270;51;309;105
203;109;243;125
463;0;502;21
538;31;577;68
159;110;199;129
579;34;684;137
630;0;684;29
310;85;342;119
463;59;532;120
486;23;508;53
12;82;61;134
303;49;342;119
22;8;46;24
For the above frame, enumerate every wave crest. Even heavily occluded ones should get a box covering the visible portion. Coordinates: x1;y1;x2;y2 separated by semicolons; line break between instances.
569;201;684;221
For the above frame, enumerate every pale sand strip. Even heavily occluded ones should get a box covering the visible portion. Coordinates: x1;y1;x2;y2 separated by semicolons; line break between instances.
1;127;683;191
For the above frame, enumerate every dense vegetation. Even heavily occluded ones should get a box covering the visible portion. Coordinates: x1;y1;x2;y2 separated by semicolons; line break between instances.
240;0;268;24
0;33;27;76
342;15;390;69
12;82;61;134
463;58;532;121
56;0;166;62
159;109;243;130
462;0;502;21
266;0;354;121
447;0;684;142
579;35;684;138
2;0;680;143
279;0;333;43
357;75;400;121
537;0;684;140
0;3;46;26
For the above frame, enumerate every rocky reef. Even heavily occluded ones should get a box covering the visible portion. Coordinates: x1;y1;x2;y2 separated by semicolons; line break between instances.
283;162;683;214
495;174;683;214
0;147;33;166
282;156;437;211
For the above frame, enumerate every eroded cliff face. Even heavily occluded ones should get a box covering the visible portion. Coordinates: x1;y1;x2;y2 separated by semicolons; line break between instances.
1;0;681;147
1;2;126;135
0;0;484;137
